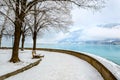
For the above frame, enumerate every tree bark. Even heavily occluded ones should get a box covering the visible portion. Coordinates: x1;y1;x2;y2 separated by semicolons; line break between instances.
0;35;2;47
9;20;21;63
21;32;25;51
32;31;37;56
0;36;2;47
0;26;5;48
9;0;28;63
32;4;37;57
9;0;21;63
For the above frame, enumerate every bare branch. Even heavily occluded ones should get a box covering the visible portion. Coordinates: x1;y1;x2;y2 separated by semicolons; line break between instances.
0;11;14;24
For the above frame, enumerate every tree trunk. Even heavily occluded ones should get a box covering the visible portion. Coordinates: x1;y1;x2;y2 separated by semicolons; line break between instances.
32;31;37;57
21;32;25;51
0;29;4;47
9;21;21;63
32;4;37;57
9;0;28;63
0;35;2;47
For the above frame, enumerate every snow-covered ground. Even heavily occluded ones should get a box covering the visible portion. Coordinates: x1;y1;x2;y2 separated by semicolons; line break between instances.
83;52;120;80
0;49;38;76
0;49;103;80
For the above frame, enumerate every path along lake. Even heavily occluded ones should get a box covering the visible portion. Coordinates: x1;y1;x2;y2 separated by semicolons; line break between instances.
2;43;120;65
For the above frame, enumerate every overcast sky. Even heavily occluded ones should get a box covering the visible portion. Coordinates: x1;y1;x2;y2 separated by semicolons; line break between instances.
37;0;120;43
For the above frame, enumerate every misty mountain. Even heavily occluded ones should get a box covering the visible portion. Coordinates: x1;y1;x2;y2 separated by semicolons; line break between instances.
84;39;120;44
59;37;120;44
59;28;120;44
59;29;83;43
98;23;120;28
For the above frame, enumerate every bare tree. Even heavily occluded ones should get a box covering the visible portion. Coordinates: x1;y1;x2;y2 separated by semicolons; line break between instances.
0;0;28;62
0;18;6;47
21;23;31;51
0;0;104;63
25;2;72;57
0;6;10;47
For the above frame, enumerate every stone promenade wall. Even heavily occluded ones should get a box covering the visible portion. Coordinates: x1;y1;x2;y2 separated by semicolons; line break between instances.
0;47;117;80
37;48;117;80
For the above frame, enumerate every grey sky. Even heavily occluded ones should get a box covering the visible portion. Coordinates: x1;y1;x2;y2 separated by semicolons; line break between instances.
37;0;120;43
72;0;120;27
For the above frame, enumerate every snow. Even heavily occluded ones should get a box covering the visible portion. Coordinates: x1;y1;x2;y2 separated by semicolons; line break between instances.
0;49;103;80
82;52;120;80
0;49;38;76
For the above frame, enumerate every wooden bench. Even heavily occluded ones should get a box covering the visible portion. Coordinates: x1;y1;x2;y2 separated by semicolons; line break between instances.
33;54;44;59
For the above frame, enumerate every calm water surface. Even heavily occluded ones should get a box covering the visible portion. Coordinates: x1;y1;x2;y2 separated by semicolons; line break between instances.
29;43;120;65
2;43;120;65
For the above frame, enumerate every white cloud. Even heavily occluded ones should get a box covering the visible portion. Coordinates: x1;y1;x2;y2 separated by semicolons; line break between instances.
37;31;69;43
34;0;120;43
79;26;120;40
71;0;120;27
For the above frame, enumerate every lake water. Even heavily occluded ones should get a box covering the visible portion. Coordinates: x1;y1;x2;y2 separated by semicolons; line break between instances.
2;42;120;65
25;43;120;65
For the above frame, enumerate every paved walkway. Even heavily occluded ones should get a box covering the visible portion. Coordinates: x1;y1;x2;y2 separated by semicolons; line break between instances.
6;51;103;80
